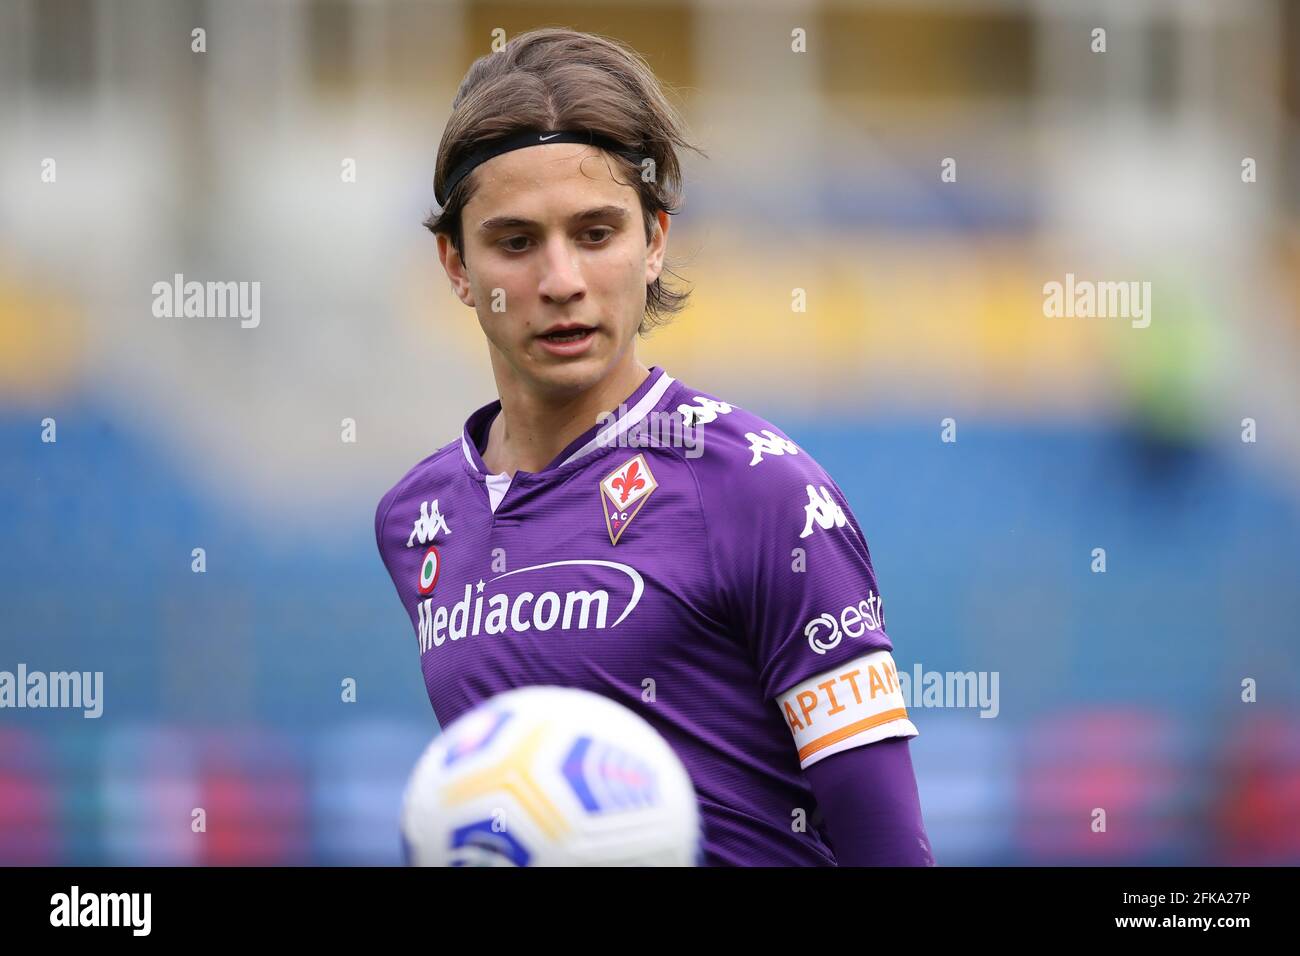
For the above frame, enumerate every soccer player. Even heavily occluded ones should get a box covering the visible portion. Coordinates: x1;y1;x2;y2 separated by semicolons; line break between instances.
376;28;934;866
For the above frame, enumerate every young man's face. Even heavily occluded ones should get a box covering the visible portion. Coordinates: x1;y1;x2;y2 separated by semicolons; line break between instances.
437;143;669;398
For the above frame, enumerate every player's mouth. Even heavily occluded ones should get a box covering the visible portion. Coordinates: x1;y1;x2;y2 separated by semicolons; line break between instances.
536;324;597;356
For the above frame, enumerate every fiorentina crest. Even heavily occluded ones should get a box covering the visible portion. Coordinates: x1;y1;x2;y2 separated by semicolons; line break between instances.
600;454;657;546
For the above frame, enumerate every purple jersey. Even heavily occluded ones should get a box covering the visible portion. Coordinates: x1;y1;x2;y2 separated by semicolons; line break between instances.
375;366;919;865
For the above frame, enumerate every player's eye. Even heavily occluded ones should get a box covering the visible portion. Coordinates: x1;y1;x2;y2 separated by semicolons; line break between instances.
498;235;532;253
497;228;611;254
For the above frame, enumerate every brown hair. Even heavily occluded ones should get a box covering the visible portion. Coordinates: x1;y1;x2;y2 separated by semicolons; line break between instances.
423;28;704;335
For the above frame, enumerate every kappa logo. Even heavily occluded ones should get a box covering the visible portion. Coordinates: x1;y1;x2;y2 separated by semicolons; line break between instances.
408;500;449;596
800;484;850;539
407;499;451;548
600;454;657;546
746;429;798;467
677;396;732;427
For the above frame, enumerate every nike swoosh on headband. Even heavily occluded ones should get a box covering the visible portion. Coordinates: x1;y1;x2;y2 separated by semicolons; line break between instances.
436;130;641;207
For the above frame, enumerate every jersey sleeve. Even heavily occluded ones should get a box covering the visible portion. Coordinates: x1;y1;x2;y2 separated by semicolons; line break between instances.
695;418;917;768
804;737;935;865
375;483;401;585
375;477;419;634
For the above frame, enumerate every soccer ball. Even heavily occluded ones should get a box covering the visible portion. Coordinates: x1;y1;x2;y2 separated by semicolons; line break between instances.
401;686;701;866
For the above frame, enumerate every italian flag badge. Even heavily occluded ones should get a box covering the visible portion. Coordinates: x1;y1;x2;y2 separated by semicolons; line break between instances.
417;546;440;595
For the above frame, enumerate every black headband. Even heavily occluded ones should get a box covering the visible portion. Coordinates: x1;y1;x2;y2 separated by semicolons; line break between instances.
436;129;641;207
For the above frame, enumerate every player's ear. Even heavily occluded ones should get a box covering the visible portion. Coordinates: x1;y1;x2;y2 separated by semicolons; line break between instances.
644;209;670;285
437;232;476;308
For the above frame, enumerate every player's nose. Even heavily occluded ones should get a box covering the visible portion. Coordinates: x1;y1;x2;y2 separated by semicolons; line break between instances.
536;235;586;305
